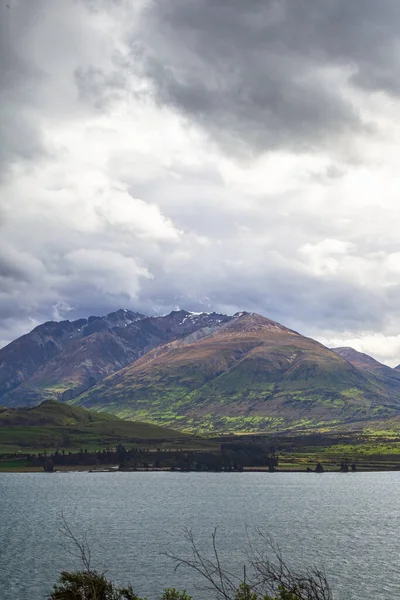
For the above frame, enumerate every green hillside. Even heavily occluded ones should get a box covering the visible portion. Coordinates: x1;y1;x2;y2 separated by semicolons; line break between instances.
0;400;187;454
73;313;398;433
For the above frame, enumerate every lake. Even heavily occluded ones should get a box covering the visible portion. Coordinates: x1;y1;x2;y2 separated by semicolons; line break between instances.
0;472;400;599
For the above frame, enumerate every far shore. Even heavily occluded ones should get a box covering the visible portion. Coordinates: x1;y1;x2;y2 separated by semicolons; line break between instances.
0;465;398;473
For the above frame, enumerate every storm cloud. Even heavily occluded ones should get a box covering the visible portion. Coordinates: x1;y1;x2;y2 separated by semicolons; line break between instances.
135;0;369;157
2;0;400;365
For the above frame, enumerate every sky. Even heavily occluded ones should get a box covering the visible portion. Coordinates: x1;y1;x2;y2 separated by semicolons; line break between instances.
2;0;400;365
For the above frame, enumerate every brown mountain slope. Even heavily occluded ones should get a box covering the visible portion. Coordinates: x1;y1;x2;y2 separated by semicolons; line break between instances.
3;332;142;406
1;310;231;407
331;347;400;392
331;347;394;374
0;310;144;399
74;313;398;433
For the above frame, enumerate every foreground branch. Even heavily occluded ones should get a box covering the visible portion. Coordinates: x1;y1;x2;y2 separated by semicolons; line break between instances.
51;517;333;600
165;528;333;600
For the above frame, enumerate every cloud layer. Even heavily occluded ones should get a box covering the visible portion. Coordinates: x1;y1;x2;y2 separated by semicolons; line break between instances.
2;0;400;365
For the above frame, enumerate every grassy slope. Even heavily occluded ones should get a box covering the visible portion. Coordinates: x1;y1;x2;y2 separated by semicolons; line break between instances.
0;400;187;454
73;314;397;433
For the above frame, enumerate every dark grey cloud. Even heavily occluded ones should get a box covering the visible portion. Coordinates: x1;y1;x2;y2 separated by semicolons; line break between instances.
133;0;400;157
0;1;48;176
2;0;400;367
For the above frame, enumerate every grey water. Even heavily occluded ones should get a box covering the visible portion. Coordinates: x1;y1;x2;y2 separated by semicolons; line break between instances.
1;472;400;600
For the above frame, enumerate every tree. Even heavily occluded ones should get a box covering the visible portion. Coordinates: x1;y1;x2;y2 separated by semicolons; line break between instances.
162;590;192;600
49;571;193;600
51;515;140;600
116;444;127;463
43;459;54;472
53;517;333;600
48;570;139;600
165;528;333;600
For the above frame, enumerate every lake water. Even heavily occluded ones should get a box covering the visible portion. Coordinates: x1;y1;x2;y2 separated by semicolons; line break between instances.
1;472;400;600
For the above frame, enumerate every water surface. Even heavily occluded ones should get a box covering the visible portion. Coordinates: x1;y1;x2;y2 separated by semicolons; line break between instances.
1;472;399;599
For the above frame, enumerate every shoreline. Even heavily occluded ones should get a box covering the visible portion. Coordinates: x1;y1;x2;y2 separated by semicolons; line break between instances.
0;465;397;473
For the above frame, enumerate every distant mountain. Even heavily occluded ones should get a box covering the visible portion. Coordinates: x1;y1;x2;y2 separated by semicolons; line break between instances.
0;309;144;398
74;313;400;433
0;310;231;407
331;347;393;374
4;310;400;434
331;347;400;393
0;400;185;452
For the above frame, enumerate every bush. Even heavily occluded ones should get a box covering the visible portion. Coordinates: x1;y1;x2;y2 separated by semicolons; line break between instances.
48;570;137;600
52;519;333;600
48;571;191;600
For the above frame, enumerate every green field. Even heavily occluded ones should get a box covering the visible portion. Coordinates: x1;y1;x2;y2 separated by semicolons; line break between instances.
224;419;400;471
3;401;400;472
0;400;199;457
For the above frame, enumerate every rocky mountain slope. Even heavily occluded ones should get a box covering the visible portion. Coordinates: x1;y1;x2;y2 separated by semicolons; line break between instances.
0;309;144;399
73;313;400;433
3;309;400;434
0;310;231;407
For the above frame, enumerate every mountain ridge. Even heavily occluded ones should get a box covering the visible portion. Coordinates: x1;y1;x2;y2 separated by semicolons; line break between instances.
73;312;399;433
331;346;395;373
0;310;231;406
3;309;400;433
0;309;145;398
331;346;400;397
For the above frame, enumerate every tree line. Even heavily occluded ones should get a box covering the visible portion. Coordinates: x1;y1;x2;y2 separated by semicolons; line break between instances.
26;442;279;472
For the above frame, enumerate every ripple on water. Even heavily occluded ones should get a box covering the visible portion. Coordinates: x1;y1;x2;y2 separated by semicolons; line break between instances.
1;472;400;600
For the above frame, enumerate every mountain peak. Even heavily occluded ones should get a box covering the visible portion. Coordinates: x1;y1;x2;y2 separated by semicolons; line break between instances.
105;309;146;324
3;307;400;433
73;307;400;433
331;346;384;368
331;347;400;384
229;311;298;335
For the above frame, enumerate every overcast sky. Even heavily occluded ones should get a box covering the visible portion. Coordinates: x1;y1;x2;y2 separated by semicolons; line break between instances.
2;0;400;365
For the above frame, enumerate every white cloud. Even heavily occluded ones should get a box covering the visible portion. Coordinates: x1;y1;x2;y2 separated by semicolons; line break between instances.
2;0;400;367
322;332;400;368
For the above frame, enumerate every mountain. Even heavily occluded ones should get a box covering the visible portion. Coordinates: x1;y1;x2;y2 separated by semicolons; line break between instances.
0;310;231;407
331;347;400;392
0;309;144;399
4;310;400;434
73;313;400;433
331;347;394;374
0;400;186;453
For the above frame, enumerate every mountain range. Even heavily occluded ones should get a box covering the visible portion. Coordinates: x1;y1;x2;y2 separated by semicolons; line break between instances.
0;309;230;406
1;309;400;433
